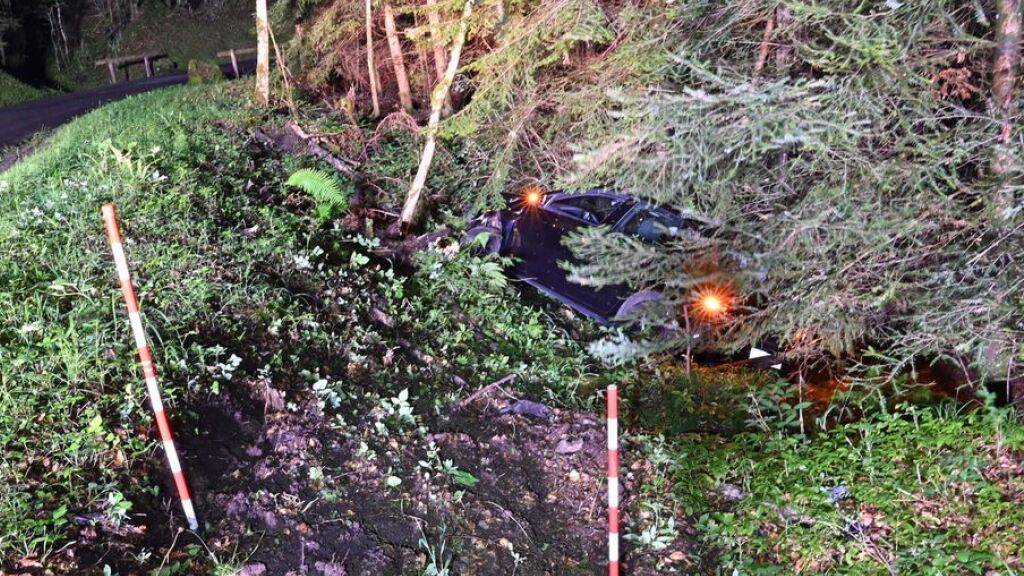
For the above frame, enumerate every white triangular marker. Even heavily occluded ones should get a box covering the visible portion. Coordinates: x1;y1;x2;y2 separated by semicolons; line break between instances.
770;363;783;371
749;347;770;359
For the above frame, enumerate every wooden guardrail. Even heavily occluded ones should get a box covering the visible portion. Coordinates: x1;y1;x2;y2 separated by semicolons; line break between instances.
216;47;273;78
95;52;169;84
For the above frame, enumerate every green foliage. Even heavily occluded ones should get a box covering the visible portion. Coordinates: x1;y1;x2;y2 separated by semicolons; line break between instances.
565;0;1023;379
0;82;308;559
0;70;46;106
187;58;224;85
668;403;1024;574
286;167;351;221
396;242;599;404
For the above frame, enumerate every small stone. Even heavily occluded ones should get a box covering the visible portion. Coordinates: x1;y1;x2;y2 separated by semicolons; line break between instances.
719;483;745;502
314;560;347;576
555;438;583;455
568;469;581;483
239;563;267;576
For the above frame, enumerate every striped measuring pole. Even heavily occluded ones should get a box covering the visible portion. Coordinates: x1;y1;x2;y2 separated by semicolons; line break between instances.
607;384;620;576
102;204;199;531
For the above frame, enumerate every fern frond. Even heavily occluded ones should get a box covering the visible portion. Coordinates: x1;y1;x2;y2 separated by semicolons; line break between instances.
286;168;351;221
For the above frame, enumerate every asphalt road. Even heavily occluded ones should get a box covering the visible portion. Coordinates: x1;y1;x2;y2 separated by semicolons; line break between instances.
0;59;256;149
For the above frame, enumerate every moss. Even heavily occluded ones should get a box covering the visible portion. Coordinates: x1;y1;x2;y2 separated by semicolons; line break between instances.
187;58;224;85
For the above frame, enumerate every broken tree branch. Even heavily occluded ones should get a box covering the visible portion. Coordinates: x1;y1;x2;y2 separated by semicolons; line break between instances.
286;120;360;178
753;10;776;83
399;0;475;231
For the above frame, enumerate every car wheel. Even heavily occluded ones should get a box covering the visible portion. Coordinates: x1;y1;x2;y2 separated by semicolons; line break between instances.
614;290;663;321
464;225;502;255
615;290;682;341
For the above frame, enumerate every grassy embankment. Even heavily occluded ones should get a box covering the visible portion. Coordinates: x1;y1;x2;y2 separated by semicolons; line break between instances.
1;82;1023;574
0;71;49;106
0;82;599;572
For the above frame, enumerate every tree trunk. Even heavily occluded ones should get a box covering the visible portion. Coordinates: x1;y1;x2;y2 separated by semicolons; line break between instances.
992;0;1022;221
255;0;270;105
425;0;451;114
399;0;475;231
774;4;793;74
384;3;413;113
366;0;381;117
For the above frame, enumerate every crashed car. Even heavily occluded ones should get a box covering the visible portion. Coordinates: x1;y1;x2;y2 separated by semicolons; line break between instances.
465;188;781;367
467;188;694;324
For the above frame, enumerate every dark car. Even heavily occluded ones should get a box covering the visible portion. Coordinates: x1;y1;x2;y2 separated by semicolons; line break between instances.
467;189;704;325
467;189;782;369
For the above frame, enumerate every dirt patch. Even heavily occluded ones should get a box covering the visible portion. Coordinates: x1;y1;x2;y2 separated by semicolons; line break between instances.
54;368;694;575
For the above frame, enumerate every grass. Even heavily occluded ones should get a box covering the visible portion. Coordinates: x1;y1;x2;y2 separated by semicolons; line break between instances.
0;71;49;107
2;72;1023;576
0;81;280;559
630;398;1024;574
0;80;601;569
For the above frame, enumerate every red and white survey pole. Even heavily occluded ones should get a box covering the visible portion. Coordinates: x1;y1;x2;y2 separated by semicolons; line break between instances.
102;204;199;531
607;384;620;576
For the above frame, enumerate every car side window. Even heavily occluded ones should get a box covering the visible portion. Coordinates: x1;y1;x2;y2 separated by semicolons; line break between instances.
620;208;683;243
557;195;619;223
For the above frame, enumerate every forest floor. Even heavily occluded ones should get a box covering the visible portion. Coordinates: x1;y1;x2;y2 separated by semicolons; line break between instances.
2;83;1024;576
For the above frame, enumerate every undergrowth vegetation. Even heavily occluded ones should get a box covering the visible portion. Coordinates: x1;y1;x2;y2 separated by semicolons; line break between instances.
0;70;46;106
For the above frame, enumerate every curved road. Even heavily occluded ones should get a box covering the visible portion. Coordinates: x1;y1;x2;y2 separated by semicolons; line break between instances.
0;59;255;149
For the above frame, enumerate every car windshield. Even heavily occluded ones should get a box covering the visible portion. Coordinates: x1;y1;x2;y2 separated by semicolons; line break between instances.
620;207;684;243
556;194;621;223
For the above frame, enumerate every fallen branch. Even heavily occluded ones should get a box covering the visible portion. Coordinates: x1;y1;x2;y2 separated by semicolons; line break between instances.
457;373;517;408
752;11;776;83
285;120;360;178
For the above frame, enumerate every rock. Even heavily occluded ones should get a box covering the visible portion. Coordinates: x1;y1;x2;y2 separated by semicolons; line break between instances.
314;561;347;576
825;484;850;503
239;563;267;576
719;483;746;501
555;438;583;455
568;469;581;483
500;399;551;419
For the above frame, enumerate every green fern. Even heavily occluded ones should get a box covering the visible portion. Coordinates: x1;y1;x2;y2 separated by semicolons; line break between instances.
285;168;351;221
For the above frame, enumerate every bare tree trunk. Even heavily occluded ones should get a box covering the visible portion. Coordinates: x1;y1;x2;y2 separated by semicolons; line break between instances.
384;3;413;113
425;0;451;114
366;0;381;117
774;4;793;74
399;0;475;231
255;0;270;105
992;0;1022;221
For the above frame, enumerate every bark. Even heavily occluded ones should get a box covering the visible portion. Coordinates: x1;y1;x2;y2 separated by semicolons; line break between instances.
752;11;775;83
399;0;475;231
255;0;270;105
384;3;414;113
366;0;381;117
774;4;793;74
992;0;1022;221
426;0;453;115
